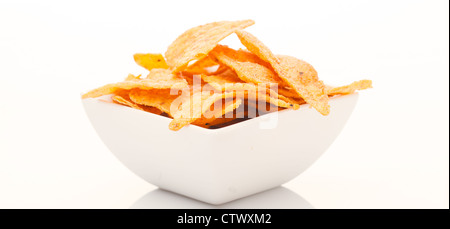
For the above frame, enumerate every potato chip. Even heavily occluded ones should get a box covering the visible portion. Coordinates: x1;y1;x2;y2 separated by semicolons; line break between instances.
169;91;237;131
129;89;179;116
134;53;168;71
234;30;330;115
201;70;298;109
327;80;373;96
165;20;255;72
124;74;142;81
184;56;220;75
83;20;372;131
277;87;302;99
276;55;329;115
244;100;285;116
212;45;271;68
203;116;241;128
201;69;244;90
211;50;283;86
112;94;163;115
235;30;282;71
207;109;250;128
193;98;242;128
82;72;188;99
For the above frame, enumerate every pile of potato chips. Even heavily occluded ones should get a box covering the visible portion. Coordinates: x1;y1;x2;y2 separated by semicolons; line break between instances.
82;20;372;131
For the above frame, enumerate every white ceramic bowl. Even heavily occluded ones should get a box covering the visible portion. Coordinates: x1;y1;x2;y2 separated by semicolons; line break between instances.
82;93;358;205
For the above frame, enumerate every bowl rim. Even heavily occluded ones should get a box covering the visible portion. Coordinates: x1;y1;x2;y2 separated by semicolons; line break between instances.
82;93;358;133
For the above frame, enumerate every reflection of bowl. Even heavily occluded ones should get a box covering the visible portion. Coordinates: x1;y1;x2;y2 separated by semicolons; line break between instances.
130;187;313;209
82;93;358;205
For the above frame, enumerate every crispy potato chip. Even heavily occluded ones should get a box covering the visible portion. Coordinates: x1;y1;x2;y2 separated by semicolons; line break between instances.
244;100;285;115
244;90;297;109
184;56;220;75
211;51;282;86
327;80;373;96
203;116;241;128
129;89;181;116
235;30;282;71
276;55;329;115
165;20;255;72
112;94;163;115
235;30;329;115
169;91;237;131
277;87;302;99
83;20;372;131
200;70;298;109
207;111;249;128
124;73;141;81
134;53;168;71
82;72;188;99
145;68;178;81
212;45;271;68
193;98;242;128
201;69;244;90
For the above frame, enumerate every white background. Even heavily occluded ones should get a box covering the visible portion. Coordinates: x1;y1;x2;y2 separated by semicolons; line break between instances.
0;0;448;208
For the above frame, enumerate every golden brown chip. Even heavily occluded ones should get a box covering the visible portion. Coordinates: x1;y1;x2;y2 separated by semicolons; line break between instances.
211;50;283;86
82;72;188;99
244;100;284;116
277;87;302;99
276;55;329;115
112;94;163;115
243;90;297;109
201;69;244;90
165;20;255;72
206;109;249;128
134;53;169;71
202;116;241;128
124;74;141;81
168;91;237;131
235;30;329;115
201;70;298;109
145;68;191;89
193;98;242;128
184;56;220;75
128;89;181;116
327;80;373;96
212;45;271;67
235;30;281;71
82;21;372;131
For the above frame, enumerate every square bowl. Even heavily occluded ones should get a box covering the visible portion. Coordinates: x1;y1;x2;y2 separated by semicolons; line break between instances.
82;93;358;205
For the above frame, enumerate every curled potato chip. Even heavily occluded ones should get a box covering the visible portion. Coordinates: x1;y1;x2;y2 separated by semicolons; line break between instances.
207;108;249;128
134;53;169;71
235;30;281;71
201;70;298;109
277;87;302;99
210;47;286;86
212;45;271;68
82;72;188;99
276;55;329;114
327;80;372;96
129;89;181;116
83;20;372;131
235;30;329;115
169;91;237;131
245;100;285;116
201;69;244;90
184;56;220;75
165;20;255;72
112;94;163;115
242;89;297;109
202;116;241;128
193;98;242;128
124;73;142;81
